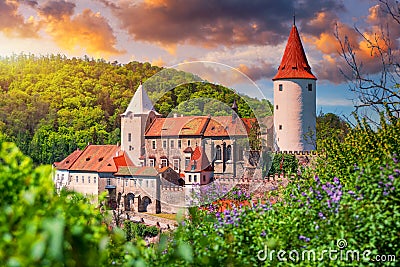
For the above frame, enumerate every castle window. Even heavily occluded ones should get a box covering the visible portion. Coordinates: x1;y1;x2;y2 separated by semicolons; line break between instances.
125;179;128;186
163;140;167;149
189;175;192;182
215;145;222;161
308;83;312;91
76;176;78;183
94;177;97;184
203;175;206;182
226;145;232;161
276;105;278;110
185;157;190;168
149;159;155;167
194;175;197;183
152;140;156;149
107;178;111;186
128;133;132;142
279;125;282;130
173;159;180;171
88;176;91;184
161;159;168;167
170;140;174;149
279;84;283;91
82;176;84;184
178;140;182;149
187;140;191;146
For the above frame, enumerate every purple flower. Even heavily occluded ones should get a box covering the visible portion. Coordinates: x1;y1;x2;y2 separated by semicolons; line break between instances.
299;235;310;242
301;192;307;197
318;212;326;220
348;190;355;195
261;230;266;237
383;191;389;196
333;177;340;185
388;175;394;181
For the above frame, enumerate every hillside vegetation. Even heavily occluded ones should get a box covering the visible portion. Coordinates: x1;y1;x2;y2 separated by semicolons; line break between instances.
0;54;271;164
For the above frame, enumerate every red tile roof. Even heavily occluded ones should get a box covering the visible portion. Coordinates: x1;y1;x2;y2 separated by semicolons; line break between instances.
145;116;210;137
69;145;121;173
203;116;255;137
273;25;317;80
185;146;213;172
113;152;135;169
54;149;83;170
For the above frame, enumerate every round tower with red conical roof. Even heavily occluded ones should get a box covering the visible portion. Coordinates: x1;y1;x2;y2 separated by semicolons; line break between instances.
272;22;317;151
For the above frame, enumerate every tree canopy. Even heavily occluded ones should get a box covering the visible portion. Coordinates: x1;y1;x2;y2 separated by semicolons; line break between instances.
0;54;271;165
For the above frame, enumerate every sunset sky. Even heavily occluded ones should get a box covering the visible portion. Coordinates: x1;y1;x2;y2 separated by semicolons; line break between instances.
1;0;397;118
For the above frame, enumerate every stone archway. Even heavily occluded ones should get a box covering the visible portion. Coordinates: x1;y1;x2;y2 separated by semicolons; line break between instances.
138;196;152;212
124;193;135;211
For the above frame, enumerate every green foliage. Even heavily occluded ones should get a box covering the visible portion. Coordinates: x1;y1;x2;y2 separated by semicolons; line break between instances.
268;153;299;175
124;221;160;241
315;111;400;183
0;140;154;266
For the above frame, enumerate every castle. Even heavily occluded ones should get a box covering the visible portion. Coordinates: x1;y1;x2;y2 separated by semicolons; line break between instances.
54;22;316;213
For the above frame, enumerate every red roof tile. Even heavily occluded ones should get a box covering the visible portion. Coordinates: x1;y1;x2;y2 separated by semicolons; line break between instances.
113;152;135;169
145;116;210;137
69;145;121;173
203;116;255;137
273;25;317;80
54;149;83;170
185;146;213;172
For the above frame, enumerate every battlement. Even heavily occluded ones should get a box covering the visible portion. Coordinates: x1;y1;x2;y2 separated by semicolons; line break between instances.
161;184;184;191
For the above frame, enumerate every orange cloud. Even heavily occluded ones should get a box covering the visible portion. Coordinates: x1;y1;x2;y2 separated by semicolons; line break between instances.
39;7;124;58
0;1;39;38
151;57;166;67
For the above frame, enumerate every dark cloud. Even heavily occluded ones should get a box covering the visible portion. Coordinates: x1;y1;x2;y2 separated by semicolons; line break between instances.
23;0;38;8
0;1;39;38
98;0;345;48
38;0;76;18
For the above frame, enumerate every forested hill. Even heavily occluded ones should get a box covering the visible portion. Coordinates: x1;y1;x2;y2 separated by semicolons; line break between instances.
0;54;272;165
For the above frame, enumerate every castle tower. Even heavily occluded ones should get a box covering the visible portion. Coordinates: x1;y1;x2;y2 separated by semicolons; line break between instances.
272;22;317;152
121;83;159;166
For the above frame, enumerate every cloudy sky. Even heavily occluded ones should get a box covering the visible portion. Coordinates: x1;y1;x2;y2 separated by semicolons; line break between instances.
1;0;397;117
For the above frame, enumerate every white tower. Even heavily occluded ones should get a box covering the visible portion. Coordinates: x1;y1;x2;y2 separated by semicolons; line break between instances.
121;83;159;166
273;23;317;151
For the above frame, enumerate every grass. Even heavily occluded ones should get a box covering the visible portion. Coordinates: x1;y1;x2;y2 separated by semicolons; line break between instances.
145;213;177;221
